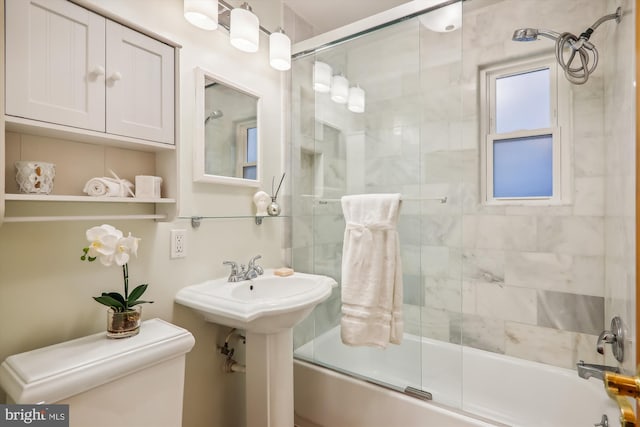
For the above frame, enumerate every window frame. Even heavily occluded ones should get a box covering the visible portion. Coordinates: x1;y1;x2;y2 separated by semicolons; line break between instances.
235;119;258;180
479;55;572;206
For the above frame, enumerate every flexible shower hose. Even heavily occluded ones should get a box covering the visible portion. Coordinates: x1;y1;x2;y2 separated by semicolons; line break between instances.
554;32;599;85
553;7;621;85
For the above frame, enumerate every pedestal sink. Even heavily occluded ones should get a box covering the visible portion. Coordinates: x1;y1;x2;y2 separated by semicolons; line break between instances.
175;269;336;427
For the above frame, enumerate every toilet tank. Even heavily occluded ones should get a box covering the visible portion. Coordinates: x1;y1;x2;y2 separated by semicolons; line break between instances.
0;318;195;427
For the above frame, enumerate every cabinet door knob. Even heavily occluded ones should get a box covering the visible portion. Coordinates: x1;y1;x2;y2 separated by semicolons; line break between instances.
90;65;105;77
108;71;123;82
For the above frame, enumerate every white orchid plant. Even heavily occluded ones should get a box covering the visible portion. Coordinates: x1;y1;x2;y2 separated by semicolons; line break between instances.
80;224;153;312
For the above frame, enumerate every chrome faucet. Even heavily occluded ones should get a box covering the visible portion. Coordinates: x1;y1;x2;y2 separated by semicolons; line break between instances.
246;255;264;279
576;360;620;381
222;255;264;282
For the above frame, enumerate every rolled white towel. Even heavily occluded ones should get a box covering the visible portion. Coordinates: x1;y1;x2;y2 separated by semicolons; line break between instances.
84;177;117;196
83;177;133;197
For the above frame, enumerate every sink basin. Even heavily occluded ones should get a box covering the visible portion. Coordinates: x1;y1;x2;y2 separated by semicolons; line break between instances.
175;269;336;334
177;269;337;426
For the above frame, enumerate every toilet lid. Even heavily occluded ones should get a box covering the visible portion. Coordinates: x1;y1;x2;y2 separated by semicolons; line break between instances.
0;318;195;403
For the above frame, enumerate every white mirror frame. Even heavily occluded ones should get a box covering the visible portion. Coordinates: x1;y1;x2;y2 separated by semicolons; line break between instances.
193;67;261;187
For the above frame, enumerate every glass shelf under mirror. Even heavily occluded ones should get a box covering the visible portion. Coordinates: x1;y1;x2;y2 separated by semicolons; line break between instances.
177;215;290;228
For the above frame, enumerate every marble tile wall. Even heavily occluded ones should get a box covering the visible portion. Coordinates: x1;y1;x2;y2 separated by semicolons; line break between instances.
291;0;635;373
415;0;626;370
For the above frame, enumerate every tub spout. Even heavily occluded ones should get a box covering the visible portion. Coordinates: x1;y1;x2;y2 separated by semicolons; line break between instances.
577;360;620;381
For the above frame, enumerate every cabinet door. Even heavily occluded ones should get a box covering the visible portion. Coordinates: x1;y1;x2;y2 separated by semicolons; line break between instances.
5;0;106;131
105;21;175;144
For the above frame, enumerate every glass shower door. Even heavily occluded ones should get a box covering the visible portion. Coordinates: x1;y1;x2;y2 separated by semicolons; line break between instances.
291;3;465;408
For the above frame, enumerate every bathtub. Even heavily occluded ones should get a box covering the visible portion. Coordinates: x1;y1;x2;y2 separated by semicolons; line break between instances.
293;327;620;427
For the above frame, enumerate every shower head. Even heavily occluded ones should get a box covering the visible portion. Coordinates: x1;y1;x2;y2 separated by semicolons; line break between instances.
511;7;622;85
512;28;560;42
205;109;224;124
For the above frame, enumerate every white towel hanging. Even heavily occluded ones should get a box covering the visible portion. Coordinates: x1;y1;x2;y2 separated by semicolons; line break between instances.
340;193;403;348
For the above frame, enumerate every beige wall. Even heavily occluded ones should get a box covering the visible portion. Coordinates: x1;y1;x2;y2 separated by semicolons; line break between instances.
0;1;286;426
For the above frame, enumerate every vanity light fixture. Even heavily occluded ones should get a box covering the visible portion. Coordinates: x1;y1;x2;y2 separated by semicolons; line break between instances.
312;62;364;112
330;74;349;104
347;85;365;113
183;0;292;71
230;2;260;53
183;0;219;30
313;61;332;93
269;29;291;71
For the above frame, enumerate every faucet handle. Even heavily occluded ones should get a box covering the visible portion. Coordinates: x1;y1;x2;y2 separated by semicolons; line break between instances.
223;261;238;272
248;255;264;275
597;316;625;362
223;261;239;281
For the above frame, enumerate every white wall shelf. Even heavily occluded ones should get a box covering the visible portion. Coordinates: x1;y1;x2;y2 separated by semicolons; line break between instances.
5;194;176;203
3;214;167;223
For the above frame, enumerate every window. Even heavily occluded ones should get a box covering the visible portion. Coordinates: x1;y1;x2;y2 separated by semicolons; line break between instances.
236;120;258;180
480;56;571;205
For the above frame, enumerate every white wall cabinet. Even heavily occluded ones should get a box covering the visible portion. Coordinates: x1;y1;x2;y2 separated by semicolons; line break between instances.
105;21;174;144
5;0;174;145
5;0;106;133
1;0;179;224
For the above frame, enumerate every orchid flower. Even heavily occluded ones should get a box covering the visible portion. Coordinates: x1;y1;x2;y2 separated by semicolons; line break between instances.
81;224;152;312
85;224;122;266
114;233;140;266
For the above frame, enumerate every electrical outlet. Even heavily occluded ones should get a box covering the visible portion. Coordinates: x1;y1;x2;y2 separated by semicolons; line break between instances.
170;229;187;259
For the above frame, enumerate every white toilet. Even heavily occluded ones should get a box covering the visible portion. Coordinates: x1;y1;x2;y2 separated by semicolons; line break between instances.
0;318;195;427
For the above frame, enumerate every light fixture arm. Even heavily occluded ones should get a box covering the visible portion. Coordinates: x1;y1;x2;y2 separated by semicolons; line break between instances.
218;0;274;36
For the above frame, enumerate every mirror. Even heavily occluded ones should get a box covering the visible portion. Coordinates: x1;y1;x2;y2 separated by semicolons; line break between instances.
194;67;260;187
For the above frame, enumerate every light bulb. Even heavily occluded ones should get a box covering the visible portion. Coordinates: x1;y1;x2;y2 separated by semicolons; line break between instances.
183;0;218;31
330;75;349;104
348;86;365;113
269;30;291;71
230;3;259;52
313;62;332;93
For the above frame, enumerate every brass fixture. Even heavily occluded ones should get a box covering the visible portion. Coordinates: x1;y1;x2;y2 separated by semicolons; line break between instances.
604;371;639;426
605;371;640;399
613;395;635;427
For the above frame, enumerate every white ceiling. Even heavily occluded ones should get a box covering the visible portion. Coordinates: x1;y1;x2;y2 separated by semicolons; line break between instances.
283;0;411;35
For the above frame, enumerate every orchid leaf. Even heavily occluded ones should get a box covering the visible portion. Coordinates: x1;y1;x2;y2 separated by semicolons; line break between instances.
127;284;148;304
128;300;154;307
93;295;126;310
103;292;126;306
